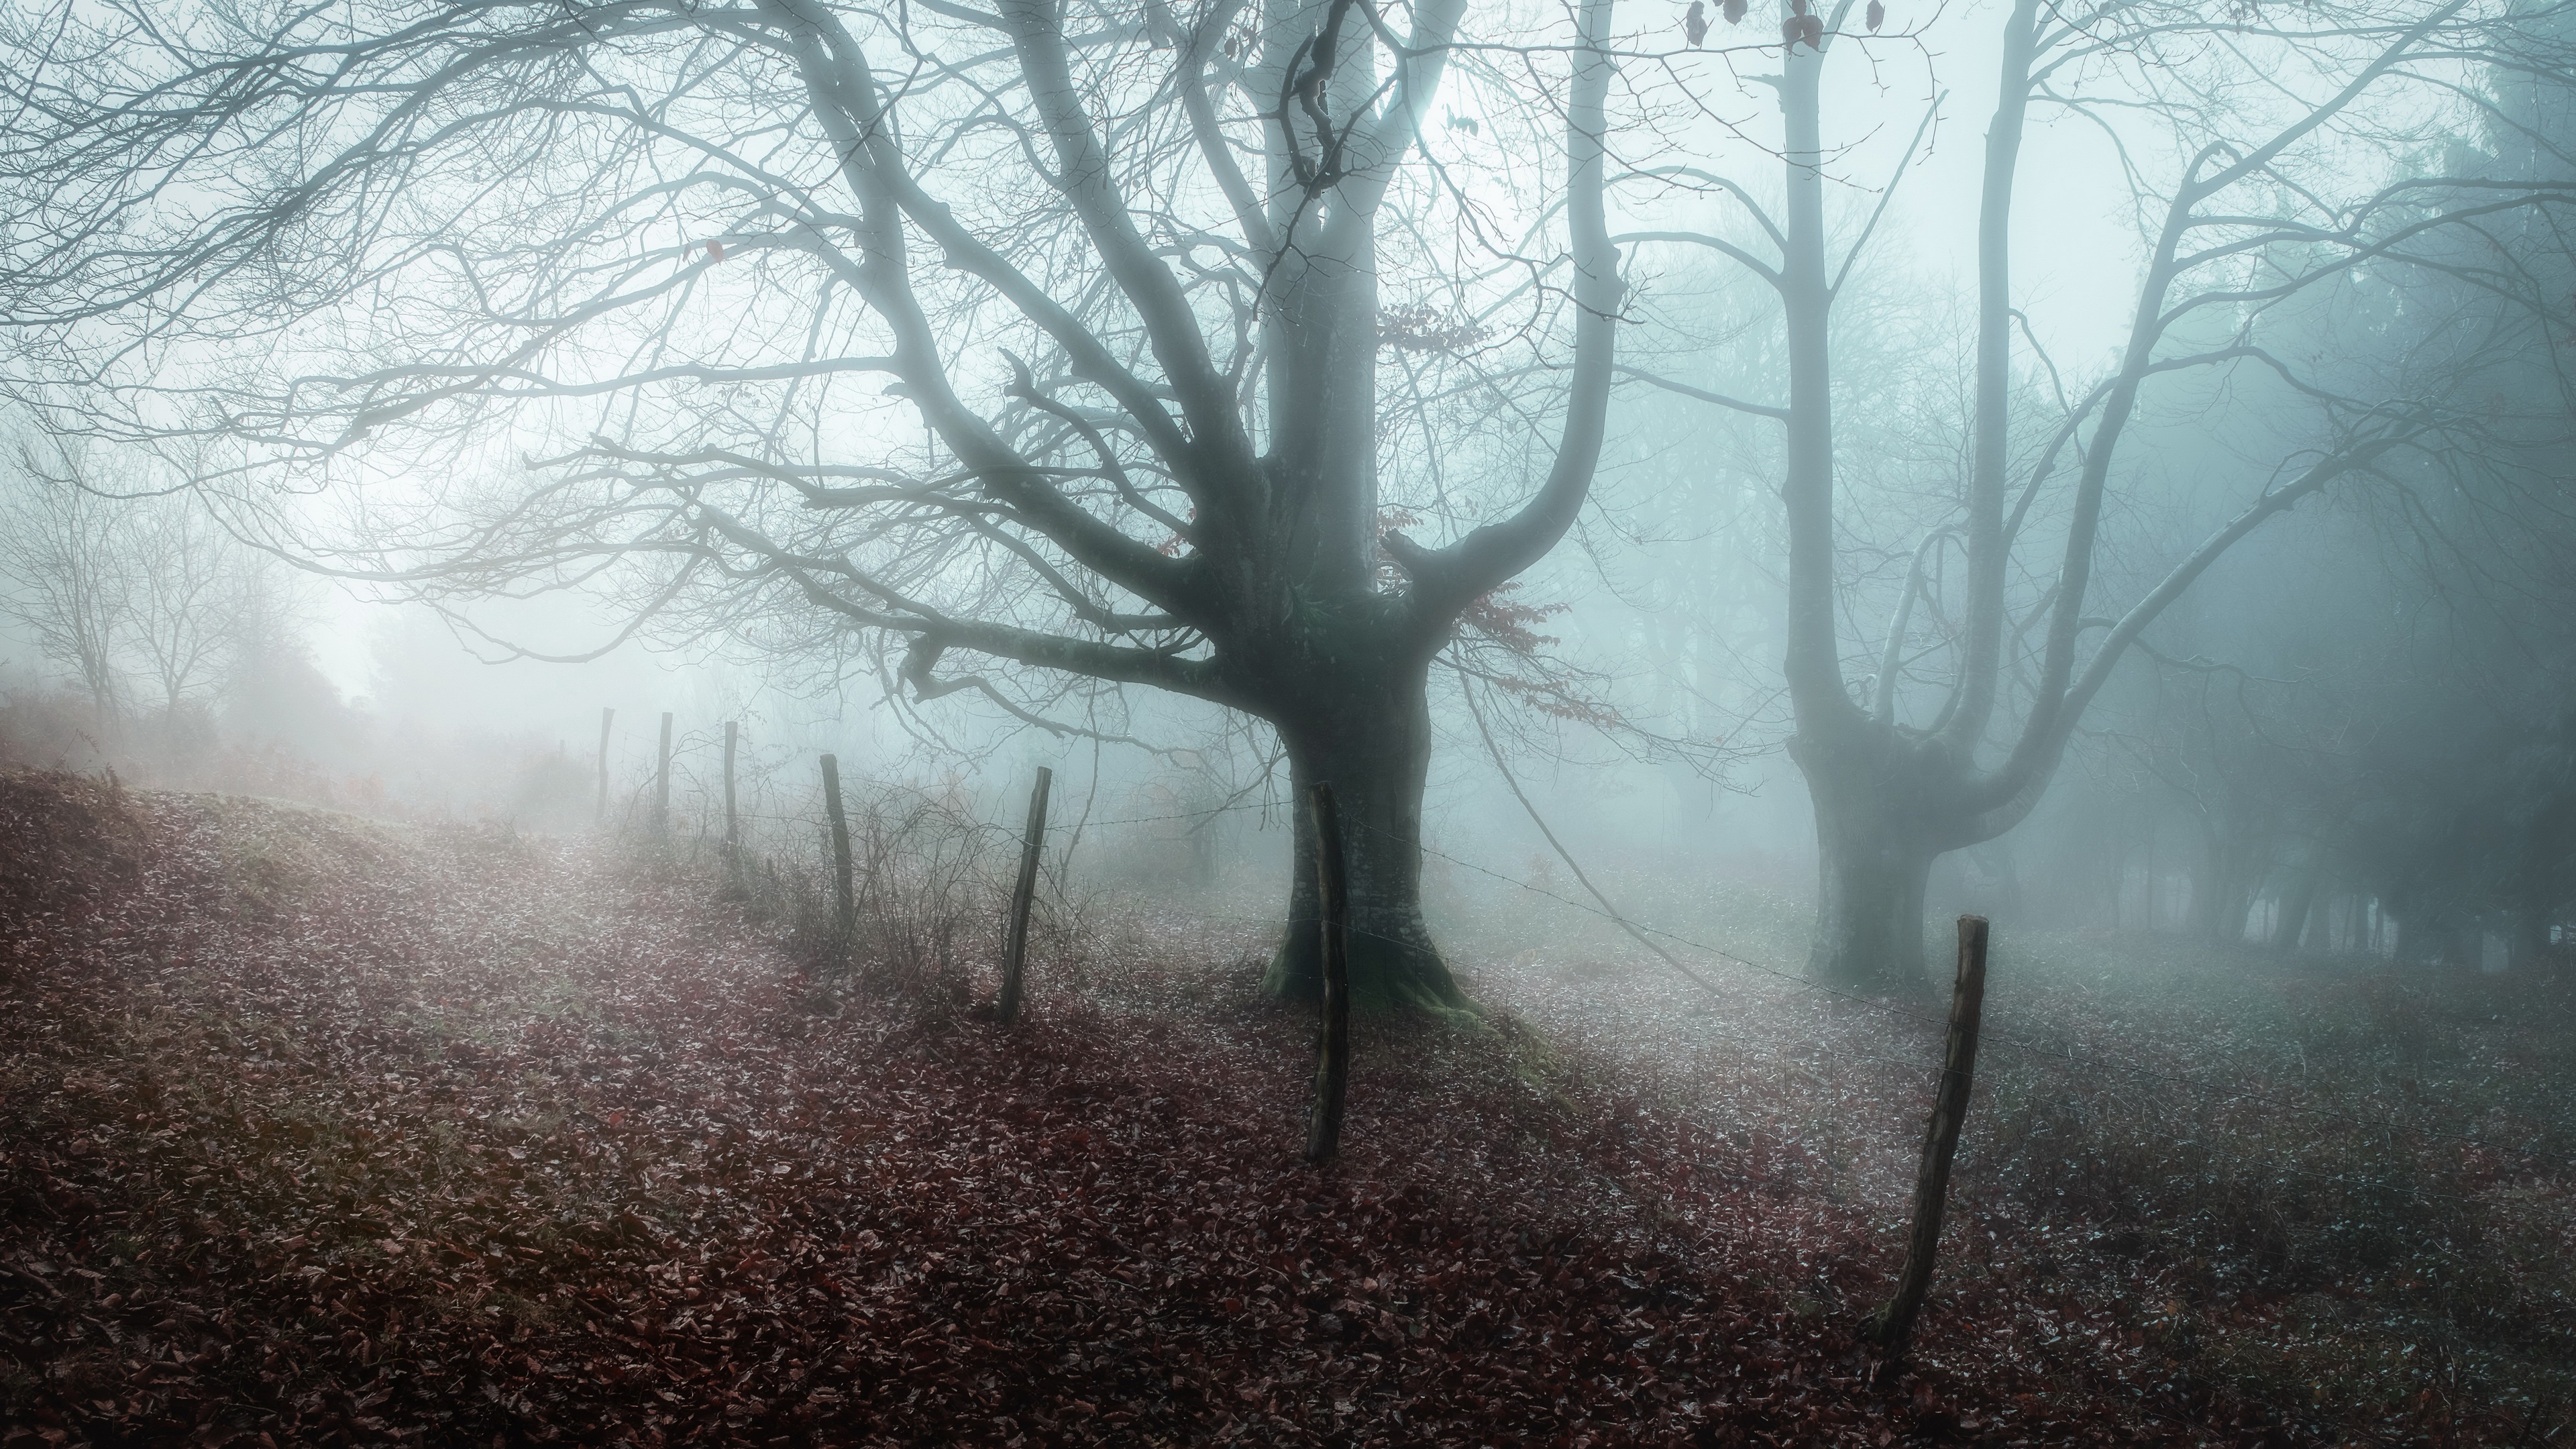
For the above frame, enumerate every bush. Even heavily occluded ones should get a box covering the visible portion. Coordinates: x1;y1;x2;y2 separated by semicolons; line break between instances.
737;782;1004;1026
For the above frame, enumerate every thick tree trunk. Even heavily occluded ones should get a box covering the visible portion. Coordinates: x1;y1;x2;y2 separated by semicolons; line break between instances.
2271;866;2322;953
1262;665;1466;1013
1802;763;1943;998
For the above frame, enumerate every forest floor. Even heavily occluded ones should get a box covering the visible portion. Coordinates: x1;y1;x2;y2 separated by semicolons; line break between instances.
3;770;2571;1448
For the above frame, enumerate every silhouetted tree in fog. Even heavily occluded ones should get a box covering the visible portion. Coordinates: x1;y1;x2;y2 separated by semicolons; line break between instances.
1645;0;2576;992
0;445;133;728
0;0;1627;1009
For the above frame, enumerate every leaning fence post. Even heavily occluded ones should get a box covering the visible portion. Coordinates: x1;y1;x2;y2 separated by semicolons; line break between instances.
1866;914;1991;1363
997;766;1054;1024
820;754;857;946
722;721;740;879
595;707;615;825
1303;781;1350;1163
654;711;675;834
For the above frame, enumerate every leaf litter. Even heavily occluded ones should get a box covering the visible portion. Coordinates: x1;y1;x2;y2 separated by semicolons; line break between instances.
3;771;2564;1446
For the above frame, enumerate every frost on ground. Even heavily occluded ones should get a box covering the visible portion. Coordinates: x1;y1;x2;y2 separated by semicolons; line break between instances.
3;771;2569;1446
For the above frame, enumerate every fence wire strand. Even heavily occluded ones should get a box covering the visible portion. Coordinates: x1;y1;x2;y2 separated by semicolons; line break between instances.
674;754;2546;1162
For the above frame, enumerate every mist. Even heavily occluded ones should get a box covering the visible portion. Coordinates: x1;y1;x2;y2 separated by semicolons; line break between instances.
1;0;2571;1442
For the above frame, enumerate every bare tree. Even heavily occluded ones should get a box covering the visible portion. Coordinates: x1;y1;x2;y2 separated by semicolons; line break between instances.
1641;0;2576;992
127;491;252;729
0;0;1626;1008
0;443;134;728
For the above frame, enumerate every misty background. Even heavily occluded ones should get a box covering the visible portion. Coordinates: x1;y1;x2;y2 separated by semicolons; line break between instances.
2;0;2570;983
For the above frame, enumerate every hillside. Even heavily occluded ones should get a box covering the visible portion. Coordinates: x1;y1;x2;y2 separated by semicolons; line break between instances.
3;771;2566;1446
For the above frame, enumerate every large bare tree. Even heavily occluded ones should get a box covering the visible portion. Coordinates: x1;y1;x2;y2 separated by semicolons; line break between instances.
0;0;1623;1008
1646;0;2576;991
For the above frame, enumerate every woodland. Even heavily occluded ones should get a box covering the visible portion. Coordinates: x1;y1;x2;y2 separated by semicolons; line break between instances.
2;0;2575;1442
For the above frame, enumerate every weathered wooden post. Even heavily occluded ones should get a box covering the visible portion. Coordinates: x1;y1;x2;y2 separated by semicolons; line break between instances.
1304;781;1350;1163
820;754;857;945
595;707;614;824
1866;914;1991;1363
996;766;1053;1024
722;720;740;877
653;711;674;833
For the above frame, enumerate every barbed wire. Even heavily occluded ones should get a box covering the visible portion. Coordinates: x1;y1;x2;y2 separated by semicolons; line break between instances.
1051;800;1282;830
1347;820;2549;1159
627;761;2556;1161
1023;796;2551;1157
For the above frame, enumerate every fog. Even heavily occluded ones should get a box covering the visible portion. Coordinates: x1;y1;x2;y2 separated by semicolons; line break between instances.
2;0;2572;1441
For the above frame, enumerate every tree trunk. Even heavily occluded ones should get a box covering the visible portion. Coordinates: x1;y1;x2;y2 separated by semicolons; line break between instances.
2210;875;2243;943
1263;664;1466;1013
2271;866;2322;953
2509;909;2552;971
2102;834;2127;929
2391;910;2463;967
2142;819;2158;932
1803;771;1942;998
2188;829;2235;941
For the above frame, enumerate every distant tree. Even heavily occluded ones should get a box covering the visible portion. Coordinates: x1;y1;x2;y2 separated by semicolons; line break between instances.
0;0;1627;1009
2106;649;2334;946
127;492;254;729
0;444;136;727
0;436;266;763
2498;712;2576;967
2318;621;2576;967
1644;0;2576;992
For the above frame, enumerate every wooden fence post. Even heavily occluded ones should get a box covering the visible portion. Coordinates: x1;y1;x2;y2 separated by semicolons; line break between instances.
820;754;857;945
1304;781;1350;1163
654;711;674;833
722;721;740;877
595;707;614;825
1866;914;1991;1364
997;766;1053;1024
